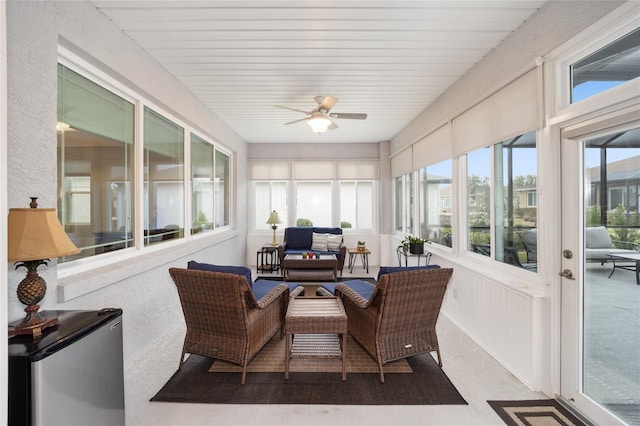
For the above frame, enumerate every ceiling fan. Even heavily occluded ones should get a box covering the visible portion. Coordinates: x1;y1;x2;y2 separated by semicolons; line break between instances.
275;96;367;134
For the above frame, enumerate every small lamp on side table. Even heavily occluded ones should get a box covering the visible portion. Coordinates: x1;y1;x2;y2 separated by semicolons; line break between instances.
266;210;282;246
8;197;80;338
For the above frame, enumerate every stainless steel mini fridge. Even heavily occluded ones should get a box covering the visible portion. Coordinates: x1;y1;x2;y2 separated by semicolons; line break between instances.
8;309;125;426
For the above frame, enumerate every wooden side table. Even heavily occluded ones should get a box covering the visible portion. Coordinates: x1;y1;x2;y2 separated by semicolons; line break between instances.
284;297;347;381
257;245;279;273
347;248;370;273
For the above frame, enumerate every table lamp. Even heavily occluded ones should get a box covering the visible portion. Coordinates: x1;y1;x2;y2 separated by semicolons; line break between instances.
266;210;282;246
8;197;80;338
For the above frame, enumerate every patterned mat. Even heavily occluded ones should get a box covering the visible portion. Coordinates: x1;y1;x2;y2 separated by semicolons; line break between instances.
488;400;587;426
210;333;413;374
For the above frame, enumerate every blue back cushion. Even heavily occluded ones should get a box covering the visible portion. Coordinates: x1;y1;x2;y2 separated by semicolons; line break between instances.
187;260;254;289
313;227;342;235
286;228;314;249
377;265;440;281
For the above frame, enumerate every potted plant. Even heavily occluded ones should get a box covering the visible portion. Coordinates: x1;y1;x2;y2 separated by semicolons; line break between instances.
357;241;366;251
399;235;426;254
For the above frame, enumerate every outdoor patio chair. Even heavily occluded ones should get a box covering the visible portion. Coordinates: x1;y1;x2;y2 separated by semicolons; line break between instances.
168;267;291;384
518;229;537;263
334;267;454;383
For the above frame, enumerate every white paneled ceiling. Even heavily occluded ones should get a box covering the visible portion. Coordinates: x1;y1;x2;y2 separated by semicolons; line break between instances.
90;1;547;143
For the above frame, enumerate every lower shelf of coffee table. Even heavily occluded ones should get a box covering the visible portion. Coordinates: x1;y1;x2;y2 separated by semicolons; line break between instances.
290;334;341;358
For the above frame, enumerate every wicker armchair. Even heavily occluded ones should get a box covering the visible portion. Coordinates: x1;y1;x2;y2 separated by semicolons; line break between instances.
335;268;453;383
168;268;290;384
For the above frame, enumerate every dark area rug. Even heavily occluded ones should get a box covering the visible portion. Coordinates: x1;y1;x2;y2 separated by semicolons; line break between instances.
151;352;467;405
488;399;587;426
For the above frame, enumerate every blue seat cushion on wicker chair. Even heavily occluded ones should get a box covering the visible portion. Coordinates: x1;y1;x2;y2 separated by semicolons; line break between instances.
319;279;375;299
377;265;440;281
253;279;301;300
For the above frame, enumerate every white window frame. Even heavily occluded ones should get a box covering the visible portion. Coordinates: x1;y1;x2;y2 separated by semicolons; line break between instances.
56;48;234;296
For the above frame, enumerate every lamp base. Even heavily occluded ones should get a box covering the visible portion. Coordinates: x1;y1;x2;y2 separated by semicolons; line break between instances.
8;306;59;339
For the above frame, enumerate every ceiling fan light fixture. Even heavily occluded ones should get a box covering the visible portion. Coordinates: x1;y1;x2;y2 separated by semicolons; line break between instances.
307;116;331;134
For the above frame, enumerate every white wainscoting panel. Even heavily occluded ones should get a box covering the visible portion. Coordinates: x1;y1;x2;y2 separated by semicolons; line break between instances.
434;255;544;390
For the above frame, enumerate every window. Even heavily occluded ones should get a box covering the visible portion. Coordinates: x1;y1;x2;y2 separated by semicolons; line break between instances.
394;176;403;232
339;181;373;230
571;27;640;103
418;159;452;247
494;131;537;271
143;107;184;246
214;149;230;228
58;60;233;264
584;127;640;236
467;148;491;253
191;133;214;234
295;181;332;226
254;181;288;230
394;173;413;233
465;131;538;272
57;64;134;260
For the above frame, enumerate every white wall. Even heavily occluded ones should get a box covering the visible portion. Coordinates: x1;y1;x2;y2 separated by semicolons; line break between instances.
5;0;248;385
389;1;625;395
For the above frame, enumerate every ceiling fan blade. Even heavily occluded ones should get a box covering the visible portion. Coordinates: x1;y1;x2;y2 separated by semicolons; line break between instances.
319;95;338;112
328;120;339;131
284;117;310;125
329;112;367;120
275;105;312;115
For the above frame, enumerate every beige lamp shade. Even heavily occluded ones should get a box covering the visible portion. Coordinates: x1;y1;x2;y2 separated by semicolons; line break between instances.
8;207;80;262
266;210;282;225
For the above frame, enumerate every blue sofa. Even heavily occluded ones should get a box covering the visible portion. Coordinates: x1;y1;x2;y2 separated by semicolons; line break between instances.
279;227;347;275
317;265;441;299
187;260;304;299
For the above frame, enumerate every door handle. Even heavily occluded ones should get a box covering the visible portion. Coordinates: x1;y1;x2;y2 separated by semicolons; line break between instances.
558;269;575;280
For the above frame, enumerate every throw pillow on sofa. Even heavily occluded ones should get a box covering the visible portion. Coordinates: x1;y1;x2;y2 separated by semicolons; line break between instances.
311;232;328;251
326;234;342;251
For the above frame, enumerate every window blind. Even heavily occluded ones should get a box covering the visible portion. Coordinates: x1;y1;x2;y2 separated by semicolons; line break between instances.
248;159;292;180
390;146;412;177
413;123;452;170
452;69;540;158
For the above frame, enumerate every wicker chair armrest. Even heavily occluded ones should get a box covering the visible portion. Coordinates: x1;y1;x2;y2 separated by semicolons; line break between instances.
255;283;289;309
335;283;369;308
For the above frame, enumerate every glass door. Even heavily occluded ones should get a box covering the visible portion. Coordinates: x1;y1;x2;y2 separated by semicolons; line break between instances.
560;121;640;426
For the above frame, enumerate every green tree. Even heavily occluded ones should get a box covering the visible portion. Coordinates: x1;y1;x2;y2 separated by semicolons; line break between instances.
607;204;640;245
513;175;536;188
296;218;313;227
585;205;601;226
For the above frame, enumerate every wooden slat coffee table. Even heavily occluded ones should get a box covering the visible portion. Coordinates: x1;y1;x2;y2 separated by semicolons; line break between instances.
282;254;338;282
284;297;348;381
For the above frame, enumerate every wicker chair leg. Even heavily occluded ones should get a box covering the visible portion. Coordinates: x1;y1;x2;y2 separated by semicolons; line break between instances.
378;359;385;384
178;347;187;370
241;365;248;385
436;347;442;367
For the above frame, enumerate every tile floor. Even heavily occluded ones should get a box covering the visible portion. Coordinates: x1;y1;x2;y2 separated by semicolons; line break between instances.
127;267;546;426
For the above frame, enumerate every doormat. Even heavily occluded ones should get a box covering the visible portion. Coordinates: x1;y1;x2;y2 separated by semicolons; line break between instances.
488;399;586;426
